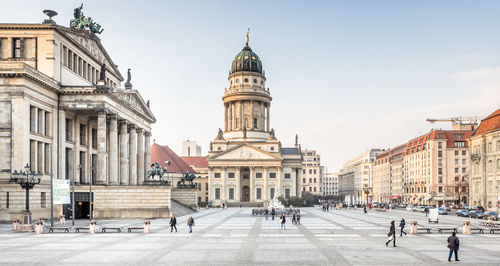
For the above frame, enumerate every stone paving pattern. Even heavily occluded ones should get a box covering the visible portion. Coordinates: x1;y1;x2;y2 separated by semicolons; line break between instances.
1;208;500;265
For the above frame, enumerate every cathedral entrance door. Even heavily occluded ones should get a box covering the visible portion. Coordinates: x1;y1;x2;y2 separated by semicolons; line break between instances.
241;186;250;202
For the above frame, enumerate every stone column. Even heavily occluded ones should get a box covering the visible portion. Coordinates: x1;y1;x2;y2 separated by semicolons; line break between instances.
144;132;151;174
250;100;254;130
236;167;241;201
240;101;244;129
263;167;268;200
137;128;145;185
221;167;226;201
58;109;66;179
228;104;232;131
119;121;129;185
108;116;119;185
74;117;80;184
129;125;137;185
266;104;270;131
96;111;107;185
249;167;254;201
277;166;281;198
224;103;228;131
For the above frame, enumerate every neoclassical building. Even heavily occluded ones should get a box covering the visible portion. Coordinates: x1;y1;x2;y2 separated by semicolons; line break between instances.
207;34;302;206
0;11;168;221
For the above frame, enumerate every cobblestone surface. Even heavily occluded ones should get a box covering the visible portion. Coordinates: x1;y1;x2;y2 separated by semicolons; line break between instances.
1;208;499;265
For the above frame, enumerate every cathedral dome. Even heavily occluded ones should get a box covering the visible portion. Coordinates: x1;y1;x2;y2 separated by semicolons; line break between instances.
231;45;263;74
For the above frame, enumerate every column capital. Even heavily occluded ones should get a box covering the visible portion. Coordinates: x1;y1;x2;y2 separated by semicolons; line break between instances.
118;119;128;126
136;127;144;133
128;124;136;130
108;114;118;121
144;131;152;137
96;108;107;115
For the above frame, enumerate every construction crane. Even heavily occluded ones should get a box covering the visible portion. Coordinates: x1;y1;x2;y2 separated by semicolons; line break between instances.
426;116;481;130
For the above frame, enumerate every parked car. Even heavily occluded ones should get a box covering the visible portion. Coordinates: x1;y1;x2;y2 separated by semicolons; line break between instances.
469;210;484;218
406;204;414;211
417;206;426;213
482;212;499;221
445;205;452;211
438;208;447;215
456;209;469;217
470;206;485;212
398;203;407;208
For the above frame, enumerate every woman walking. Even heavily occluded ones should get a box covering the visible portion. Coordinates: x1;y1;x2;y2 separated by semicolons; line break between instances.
386;220;396;247
280;213;286;230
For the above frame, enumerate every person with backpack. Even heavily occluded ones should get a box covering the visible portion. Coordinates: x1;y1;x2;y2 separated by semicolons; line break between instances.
399;218;406;236
187;216;195;233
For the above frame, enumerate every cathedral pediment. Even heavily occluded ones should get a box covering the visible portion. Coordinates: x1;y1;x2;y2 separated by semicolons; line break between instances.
210;144;282;161
113;90;156;122
57;26;123;80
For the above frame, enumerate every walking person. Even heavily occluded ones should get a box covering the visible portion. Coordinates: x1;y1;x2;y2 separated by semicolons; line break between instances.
296;210;301;225
187;216;195;233
363;205;367;214
169;215;177;233
424;207;429;217
447;232;460;261
280;213;286;230
292;211;297;225
399;218;407;236
385;220;397;247
271;208;276;220
265;209;269;220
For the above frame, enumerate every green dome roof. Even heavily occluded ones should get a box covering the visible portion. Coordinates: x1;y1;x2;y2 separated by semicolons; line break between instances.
231;45;263;74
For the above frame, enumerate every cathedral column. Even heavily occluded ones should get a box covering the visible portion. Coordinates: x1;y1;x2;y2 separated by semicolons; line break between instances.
296;168;301;197
224;103;228;131
144;132;151;174
137;128;145;185
249;167;254;201
119;120;129;185
96;110;107;185
266;104;270;131
58;109;66;179
129;125;137;185
263;167;268;200
108;116;119;185
250;100;254;130
73;116;80;184
221;167;226;201
277;166;281;197
260;102;265;130
239;101;243;129
236;167;241;201
228;104;232;130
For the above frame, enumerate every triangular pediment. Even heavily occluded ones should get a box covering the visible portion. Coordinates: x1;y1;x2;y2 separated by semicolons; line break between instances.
210;144;282;161
57;26;123;80
113;90;156;122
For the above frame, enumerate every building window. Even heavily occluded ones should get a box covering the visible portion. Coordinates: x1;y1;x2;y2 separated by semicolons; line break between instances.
438;186;443;193
309;178;312;183
285;173;291;179
214;173;221;178
309;187;312;192
302;178;305;183
309;169;312;174
228;172;235;178
256;188;262;199
438;151;442;157
454;141;465;148
91;128;97;148
438;142;442;149
314;178;317;183
285;188;290;199
314;187;317;192
215;188;221;199
454;168;459;173
41;192;46;208
229;188;234;200
269;173;276;178
253;118;258;129
302;169;305;174
462;168;466;173
455;159;459;165
256;172;262;178
270;188;275;199
438;176;443;183
80;124;86;146
313;169;317;174
13;38;22;58
205;183;208;190
438;168;443;175
6;192;9;208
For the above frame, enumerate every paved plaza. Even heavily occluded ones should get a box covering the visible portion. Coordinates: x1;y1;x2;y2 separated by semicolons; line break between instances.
1;208;500;265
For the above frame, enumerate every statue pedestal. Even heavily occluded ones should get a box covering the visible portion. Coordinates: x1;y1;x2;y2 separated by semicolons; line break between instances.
176;184;196;189
268;199;283;209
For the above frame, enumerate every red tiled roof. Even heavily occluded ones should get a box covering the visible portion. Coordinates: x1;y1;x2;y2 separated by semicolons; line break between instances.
474;109;500;136
150;144;195;174
180;156;209;168
404;129;472;155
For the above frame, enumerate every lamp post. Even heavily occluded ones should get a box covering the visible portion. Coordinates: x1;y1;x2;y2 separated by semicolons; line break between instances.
10;164;42;225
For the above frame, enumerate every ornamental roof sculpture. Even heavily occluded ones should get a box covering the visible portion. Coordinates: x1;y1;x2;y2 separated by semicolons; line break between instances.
70;4;103;34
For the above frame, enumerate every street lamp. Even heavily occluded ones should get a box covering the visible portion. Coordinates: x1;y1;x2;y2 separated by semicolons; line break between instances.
10;164;42;225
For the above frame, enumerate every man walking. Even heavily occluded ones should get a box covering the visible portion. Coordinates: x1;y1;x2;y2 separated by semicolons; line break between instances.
265;209;269;220
424;207;429;217
271;208;276;220
187;216;195;233
386;220;396;247
447;232;460;261
169;215;177;233
399;218;406;236
296;210;301;225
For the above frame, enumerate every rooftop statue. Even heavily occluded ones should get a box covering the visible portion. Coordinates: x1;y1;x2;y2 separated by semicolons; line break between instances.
70;4;104;34
124;68;133;89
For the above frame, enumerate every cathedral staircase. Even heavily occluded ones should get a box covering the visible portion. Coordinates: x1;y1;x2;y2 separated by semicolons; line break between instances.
171;199;196;217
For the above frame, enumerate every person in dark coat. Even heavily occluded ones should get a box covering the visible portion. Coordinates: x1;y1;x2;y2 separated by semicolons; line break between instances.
399;218;407;236
296;210;301;225
447;232;460;261
386;220;396;247
265;209;269;220
187;216;195;233
271;208;276;220
363;205;367;214
169;215;177;232
280;213;286;230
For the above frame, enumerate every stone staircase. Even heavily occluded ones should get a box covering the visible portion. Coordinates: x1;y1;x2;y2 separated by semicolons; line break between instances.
170;199;196;217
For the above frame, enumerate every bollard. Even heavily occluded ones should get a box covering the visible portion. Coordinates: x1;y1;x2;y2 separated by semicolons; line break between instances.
12;220;19;232
59;215;66;225
462;221;471;235
89;220;97;234
144;220;151;234
410;221;418;234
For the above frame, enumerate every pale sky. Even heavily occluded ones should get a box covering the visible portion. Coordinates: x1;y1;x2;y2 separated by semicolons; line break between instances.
3;0;500;171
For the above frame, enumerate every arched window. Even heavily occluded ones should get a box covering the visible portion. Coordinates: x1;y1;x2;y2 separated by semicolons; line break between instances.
253;117;258;129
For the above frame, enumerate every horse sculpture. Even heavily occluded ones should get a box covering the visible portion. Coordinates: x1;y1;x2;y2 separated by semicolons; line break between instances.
146;161;170;181
178;171;196;186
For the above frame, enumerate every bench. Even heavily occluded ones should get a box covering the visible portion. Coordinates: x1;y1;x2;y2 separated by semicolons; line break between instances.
437;228;457;233
48;226;70;233
127;227;144;233
75;227;89;233
469;226;484;234
489;228;500;234
102;227;121;233
417;226;431;233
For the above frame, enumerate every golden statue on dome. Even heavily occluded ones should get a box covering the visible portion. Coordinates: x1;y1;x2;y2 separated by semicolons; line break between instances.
245;28;250;46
